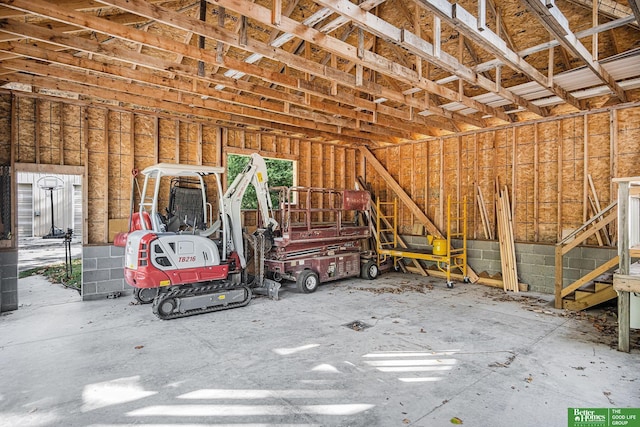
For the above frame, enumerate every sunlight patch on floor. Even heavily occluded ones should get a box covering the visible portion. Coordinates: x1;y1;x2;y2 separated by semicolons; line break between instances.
82;376;158;412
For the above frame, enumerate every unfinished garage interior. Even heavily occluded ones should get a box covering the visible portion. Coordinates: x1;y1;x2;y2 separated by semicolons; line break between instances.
0;0;639;425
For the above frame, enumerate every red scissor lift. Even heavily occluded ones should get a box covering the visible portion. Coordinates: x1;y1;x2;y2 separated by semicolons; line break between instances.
264;186;380;293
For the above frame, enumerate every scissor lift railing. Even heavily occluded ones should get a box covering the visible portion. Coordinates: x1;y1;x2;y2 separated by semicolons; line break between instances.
265;187;371;262
375;195;468;287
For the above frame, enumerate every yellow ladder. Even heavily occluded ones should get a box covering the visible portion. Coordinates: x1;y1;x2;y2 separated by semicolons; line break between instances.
446;195;468;282
373;194;469;287
376;198;397;252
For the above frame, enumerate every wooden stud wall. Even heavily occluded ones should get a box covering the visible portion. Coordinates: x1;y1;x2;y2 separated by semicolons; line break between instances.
2;91;366;245
0;95;11;165
3;89;639;247
368;105;640;244
0;94;10;246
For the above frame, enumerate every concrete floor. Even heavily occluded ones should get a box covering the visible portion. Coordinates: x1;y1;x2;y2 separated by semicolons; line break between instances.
0;273;638;427
18;237;82;273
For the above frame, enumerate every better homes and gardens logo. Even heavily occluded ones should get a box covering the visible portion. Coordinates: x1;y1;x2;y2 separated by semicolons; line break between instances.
569;408;640;427
571;409;608;426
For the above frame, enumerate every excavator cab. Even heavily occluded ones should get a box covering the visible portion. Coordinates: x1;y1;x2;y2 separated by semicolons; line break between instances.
165;177;209;233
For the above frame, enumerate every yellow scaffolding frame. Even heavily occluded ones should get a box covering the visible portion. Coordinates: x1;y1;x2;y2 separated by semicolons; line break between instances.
376;195;468;287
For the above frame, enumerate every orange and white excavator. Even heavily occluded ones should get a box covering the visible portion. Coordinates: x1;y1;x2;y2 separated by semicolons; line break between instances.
116;154;279;320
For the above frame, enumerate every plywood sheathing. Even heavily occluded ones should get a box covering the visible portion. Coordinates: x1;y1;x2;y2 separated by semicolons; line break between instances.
0;94;11;165
87;107;107;244
7;89;640;247
587;112;612;236
368;104;640;244
36;100;61;165
15;98;35;164
537;120;560;240
514;125;535;242
475;132;494;238
107;110;134;221
62;104;83;166
559;116;584;239
617;108;640;177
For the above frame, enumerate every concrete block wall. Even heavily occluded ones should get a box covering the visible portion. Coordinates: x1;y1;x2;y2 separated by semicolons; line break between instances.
82;245;129;300
399;235;617;294
0;249;18;312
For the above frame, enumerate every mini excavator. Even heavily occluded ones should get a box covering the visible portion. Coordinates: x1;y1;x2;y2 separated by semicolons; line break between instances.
116;154;279;320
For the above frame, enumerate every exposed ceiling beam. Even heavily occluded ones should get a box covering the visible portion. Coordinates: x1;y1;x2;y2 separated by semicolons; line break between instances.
473;14;637;74
0;10;444;137
564;0;639;28
194;0;507;122
313;0;547;117
93;0;487;127
521;0;627;102
627;0;640;24
222;0;383;89
0;40;424;141
90;0;487;129
486;0;517;51
414;0;583;110
2;0;478;132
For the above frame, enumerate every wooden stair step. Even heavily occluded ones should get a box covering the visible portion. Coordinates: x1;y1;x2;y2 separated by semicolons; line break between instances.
595;281;613;292
566;281;614;301
574;290;595;300
562;285;618;311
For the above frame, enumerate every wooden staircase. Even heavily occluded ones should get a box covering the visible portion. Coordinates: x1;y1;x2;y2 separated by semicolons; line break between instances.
554;200;618;310
561;272;618;310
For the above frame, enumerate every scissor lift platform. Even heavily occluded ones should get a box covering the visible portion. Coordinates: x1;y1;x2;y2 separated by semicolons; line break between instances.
264;187;379;289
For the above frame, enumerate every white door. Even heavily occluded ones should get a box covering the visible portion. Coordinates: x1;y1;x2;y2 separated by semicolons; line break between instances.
73;184;82;241
17;183;33;238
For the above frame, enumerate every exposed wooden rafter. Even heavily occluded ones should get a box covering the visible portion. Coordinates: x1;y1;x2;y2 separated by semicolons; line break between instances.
0;1;449;140
414;0;584;110
0;0;637;145
89;0;487;127
6;0;483;131
196;0;494;125
564;0;639;27
314;0;546;117
520;0;627;102
627;0;640;25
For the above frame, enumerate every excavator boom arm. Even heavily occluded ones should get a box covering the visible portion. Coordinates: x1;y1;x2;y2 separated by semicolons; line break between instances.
222;153;278;267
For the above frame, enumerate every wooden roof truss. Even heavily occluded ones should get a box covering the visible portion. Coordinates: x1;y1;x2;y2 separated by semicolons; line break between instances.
0;0;638;145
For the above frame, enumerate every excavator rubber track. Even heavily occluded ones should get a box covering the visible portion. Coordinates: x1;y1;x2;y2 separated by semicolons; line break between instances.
152;283;252;320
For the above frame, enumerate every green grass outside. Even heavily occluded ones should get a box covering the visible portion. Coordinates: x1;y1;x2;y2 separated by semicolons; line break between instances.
19;259;83;291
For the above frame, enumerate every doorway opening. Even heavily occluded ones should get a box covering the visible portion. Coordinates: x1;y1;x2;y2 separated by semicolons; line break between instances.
17;170;83;306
